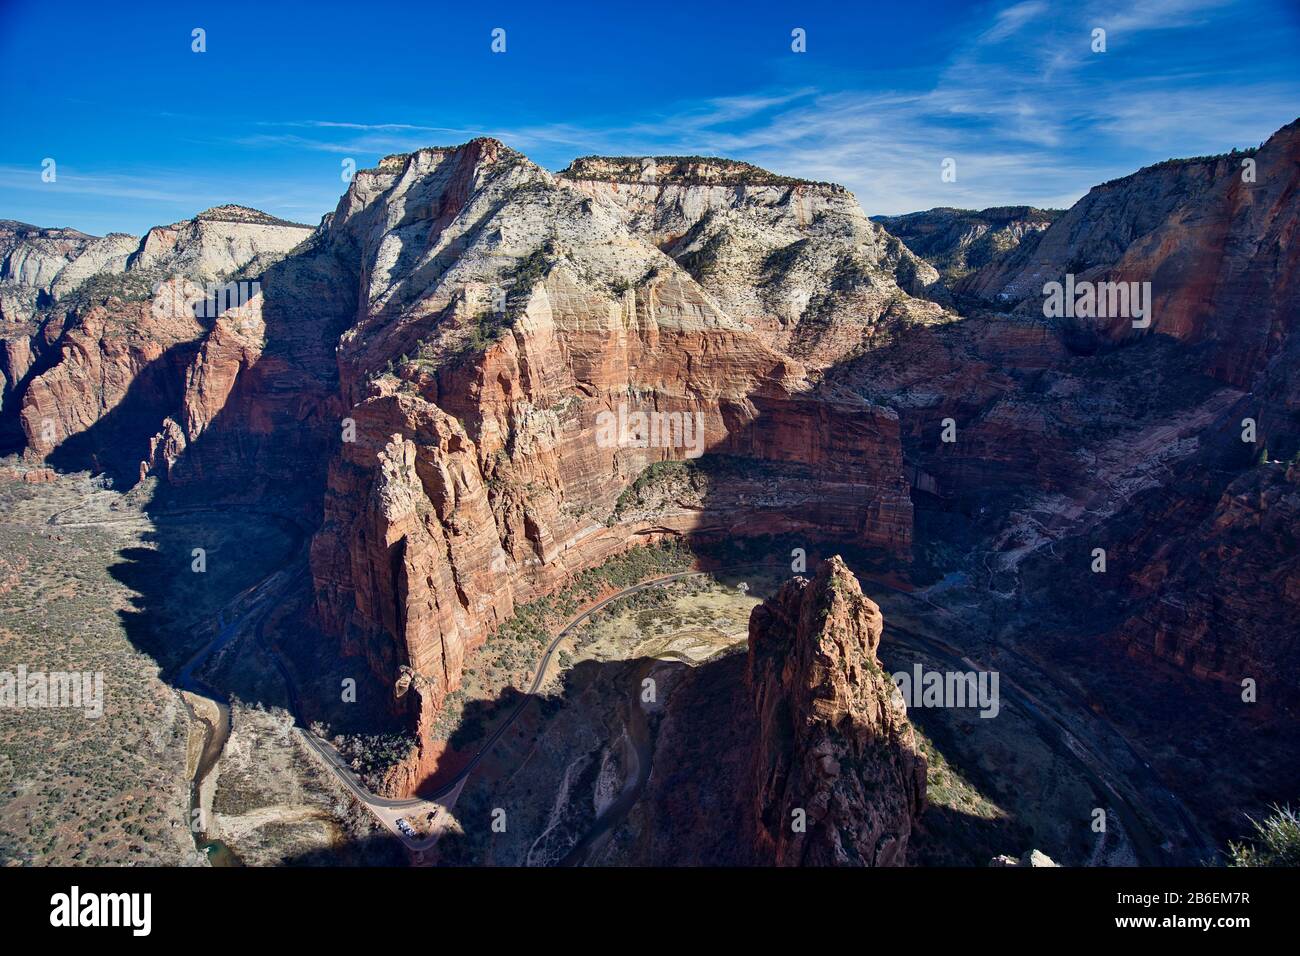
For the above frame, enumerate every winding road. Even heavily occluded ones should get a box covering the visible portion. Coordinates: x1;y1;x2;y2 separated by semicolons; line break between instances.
239;564;705;852
159;516;1209;865
867;578;1215;865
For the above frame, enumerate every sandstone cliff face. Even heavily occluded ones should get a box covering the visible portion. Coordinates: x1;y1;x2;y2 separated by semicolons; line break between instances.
0;220;98;290
129;205;313;283
10;118;1300;796
305;142;917;779
965;120;1299;391
915;120;1300;690
1117;460;1300;698
133;235;351;489
560;155;952;367
46;234;138;301
581;558;927;866
18;284;204;462
3;207;322;479
747;557;926;865
0;223;133;421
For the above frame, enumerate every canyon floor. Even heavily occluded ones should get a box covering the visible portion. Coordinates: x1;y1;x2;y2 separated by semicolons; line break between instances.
0;463;401;866
4;461;1282;867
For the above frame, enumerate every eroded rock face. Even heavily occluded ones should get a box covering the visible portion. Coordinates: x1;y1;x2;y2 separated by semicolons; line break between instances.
0;220;99;291
129;205;314;284
873;206;1061;283
3;207;322;479
559;155;953;367
306;142;919;775
964;119;1300;391
1117;460;1300;699
0;222;132;431
17;288;204;466
747;557;926;865
579;558;927;866
9;118;1300;799
848;120;1300;700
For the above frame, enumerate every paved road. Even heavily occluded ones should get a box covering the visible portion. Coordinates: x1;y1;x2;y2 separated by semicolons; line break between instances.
193;548;1213;864
869;578;1215;865
46;489;1221;863
250;566;705;848
419;570;700;802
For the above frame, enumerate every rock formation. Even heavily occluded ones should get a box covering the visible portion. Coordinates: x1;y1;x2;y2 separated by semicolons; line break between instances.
560;155;953;366
1117;459;1300;696
963;122;1299;392
307;140;922;772
947;118;1300;691
873;206;1061;283
747;557;926;865
990;849;1059;867
597;557;927;866
0;207;315;474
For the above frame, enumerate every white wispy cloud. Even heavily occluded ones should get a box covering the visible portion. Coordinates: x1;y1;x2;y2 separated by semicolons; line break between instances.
980;1;1049;43
501;0;1296;215
0;166;213;205
1091;0;1232;34
207;0;1300;219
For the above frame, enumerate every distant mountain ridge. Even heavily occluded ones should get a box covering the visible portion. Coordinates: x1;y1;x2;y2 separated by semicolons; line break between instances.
872;205;1063;282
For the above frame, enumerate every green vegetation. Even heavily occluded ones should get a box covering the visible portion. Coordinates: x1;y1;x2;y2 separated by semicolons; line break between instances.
58;269;162;314
397;241;560;376
610;455;795;523
327;731;418;792
509;540;695;636
440;541;695;739
1098;145;1260;189
195;205;312;228
0;472;307;865
760;238;810;280
1227;802;1300;866
461;310;513;354
612;460;708;519
559;155;841;189
675;232;728;280
511;240;557;298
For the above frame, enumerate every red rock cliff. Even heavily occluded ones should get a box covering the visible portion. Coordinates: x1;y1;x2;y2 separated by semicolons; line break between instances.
747;556;927;865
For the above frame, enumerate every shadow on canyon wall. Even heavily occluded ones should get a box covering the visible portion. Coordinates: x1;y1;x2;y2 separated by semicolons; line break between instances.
33;242;389;716
26;251;1299;863
283;648;1029;867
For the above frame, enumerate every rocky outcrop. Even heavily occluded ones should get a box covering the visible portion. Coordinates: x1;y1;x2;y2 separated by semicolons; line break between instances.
0;222;130;429
990;849;1059;867
129;205;312;283
872;206;1061;282
912;119;1300;697
560;155;953;367
4;207;323;479
747;557;926;865
584;557;927;866
1117;460;1300;700
9;117;1300;800
0;220;98;290
17;285;204;465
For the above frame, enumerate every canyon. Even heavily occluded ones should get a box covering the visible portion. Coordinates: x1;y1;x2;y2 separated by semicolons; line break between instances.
2;116;1297;865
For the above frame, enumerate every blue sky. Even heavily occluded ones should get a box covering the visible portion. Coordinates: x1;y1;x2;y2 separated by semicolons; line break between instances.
2;0;1297;235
